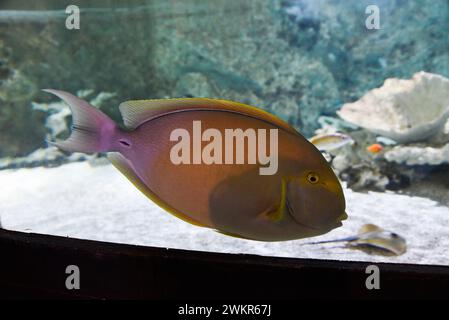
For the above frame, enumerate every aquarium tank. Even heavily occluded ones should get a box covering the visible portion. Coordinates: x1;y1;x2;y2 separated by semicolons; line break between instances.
0;0;448;268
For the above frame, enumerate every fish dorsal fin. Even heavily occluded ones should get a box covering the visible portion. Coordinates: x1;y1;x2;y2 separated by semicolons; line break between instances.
215;99;299;135
119;98;211;129
358;223;383;235
107;152;207;228
119;98;299;135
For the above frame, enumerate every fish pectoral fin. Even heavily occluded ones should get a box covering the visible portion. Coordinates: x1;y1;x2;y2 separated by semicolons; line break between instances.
259;204;283;222
258;178;289;223
107;152;207;228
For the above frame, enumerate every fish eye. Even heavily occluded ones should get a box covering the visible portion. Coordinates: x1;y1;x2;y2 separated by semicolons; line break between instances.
306;172;320;184
391;233;399;238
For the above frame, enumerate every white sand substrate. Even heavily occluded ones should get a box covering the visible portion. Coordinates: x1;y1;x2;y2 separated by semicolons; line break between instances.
0;162;448;265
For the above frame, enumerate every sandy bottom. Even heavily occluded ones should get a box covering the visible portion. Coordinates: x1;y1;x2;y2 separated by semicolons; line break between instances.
0;162;448;265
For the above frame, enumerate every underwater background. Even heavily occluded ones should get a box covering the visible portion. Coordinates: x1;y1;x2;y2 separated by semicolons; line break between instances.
0;0;448;264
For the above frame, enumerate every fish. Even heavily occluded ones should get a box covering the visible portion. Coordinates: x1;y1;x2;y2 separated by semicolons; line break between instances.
309;133;354;152
44;89;347;241
366;143;383;154
301;224;407;256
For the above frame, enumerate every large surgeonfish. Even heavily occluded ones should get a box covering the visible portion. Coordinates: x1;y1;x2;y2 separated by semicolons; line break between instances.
44;89;347;241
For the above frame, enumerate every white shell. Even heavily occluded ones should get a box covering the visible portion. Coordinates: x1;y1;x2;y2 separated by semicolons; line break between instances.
337;72;449;143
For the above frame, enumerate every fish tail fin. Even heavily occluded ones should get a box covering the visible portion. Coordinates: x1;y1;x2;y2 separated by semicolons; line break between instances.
43;89;117;153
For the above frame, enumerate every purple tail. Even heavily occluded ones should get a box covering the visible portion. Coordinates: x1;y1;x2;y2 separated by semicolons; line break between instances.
43;89;118;153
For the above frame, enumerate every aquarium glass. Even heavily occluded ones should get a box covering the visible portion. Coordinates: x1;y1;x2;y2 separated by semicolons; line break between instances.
0;0;448;265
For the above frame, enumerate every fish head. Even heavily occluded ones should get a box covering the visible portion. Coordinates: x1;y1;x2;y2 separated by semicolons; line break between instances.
286;167;347;233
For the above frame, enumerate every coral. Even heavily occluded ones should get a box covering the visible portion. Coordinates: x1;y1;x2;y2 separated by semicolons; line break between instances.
322;129;391;191
0;146;93;170
338;72;449;143
384;143;449;166
282;0;449;99
31;101;71;140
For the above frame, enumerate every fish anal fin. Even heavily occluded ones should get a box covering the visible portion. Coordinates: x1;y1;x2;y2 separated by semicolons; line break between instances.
107;152;207;228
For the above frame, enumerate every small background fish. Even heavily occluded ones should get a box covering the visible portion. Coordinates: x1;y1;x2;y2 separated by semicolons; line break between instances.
301;224;407;256
309;133;354;152
366;143;384;154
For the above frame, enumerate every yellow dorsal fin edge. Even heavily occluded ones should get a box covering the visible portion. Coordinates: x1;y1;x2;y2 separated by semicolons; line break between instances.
118;98;299;136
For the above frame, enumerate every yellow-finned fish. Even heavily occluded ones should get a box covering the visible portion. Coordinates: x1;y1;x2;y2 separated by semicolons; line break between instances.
44;89;347;241
301;224;407;256
309;133;354;152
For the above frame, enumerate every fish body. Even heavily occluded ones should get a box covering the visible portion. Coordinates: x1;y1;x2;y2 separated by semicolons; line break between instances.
309;133;354;152
45;89;347;241
366;143;383;154
302;224;406;255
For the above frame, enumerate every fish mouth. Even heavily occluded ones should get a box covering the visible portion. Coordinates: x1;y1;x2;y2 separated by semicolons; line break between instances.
285;198;320;231
330;212;347;228
339;212;348;221
286;199;347;231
